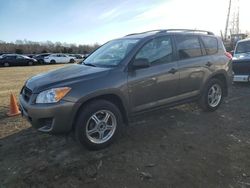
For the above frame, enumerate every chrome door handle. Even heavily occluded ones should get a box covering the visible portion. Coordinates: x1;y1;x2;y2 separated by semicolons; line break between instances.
168;68;177;74
206;62;212;67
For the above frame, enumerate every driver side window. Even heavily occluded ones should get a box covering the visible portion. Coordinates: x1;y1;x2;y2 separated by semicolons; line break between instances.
135;36;173;65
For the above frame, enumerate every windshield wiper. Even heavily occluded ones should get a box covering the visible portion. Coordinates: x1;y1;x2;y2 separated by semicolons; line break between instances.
83;62;96;67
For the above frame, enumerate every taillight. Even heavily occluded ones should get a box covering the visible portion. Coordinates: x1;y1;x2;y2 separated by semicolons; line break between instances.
225;52;232;60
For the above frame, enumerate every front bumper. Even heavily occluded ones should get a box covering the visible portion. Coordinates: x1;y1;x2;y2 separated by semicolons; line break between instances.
233;75;250;82
19;94;75;133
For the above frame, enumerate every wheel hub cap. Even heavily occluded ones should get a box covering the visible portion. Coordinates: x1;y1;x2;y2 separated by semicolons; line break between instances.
98;122;106;131
208;84;222;107
86;110;117;144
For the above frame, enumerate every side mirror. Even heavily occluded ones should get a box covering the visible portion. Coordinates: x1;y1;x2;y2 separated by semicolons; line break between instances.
133;58;150;69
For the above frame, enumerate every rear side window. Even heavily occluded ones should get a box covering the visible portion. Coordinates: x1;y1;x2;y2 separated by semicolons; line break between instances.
175;35;202;60
201;36;218;55
6;56;16;60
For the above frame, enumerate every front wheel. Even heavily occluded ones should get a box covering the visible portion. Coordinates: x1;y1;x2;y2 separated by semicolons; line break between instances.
38;59;44;64
75;100;122;150
28;61;33;66
3;62;10;67
199;78;224;112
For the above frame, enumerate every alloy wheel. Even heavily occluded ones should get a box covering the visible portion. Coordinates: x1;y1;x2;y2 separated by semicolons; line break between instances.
86;110;117;144
207;84;222;107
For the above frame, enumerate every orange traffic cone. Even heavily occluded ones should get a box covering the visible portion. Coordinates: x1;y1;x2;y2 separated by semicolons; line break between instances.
7;93;21;117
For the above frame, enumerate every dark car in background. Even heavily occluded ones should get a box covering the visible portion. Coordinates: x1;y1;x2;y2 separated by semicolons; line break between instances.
25;54;36;58
0;53;9;57
20;29;232;150
69;54;84;59
33;53;51;64
232;38;250;82
0;54;37;67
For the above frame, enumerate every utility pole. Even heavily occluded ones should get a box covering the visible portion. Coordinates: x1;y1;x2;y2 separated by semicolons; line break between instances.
235;0;240;34
224;0;232;40
231;0;240;34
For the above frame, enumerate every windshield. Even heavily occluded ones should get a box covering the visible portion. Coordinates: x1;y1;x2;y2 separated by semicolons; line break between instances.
83;39;139;67
235;41;250;54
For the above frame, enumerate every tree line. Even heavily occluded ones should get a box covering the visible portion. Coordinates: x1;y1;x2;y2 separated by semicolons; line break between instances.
0;40;100;54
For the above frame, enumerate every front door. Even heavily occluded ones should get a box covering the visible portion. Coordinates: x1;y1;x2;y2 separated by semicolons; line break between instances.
128;35;179;113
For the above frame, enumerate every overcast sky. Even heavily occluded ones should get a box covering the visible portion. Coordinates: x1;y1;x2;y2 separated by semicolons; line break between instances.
0;0;249;45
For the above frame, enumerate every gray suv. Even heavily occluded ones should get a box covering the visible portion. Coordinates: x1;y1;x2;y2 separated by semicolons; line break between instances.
20;29;232;150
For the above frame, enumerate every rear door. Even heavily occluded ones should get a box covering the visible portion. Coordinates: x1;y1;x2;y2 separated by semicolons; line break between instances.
56;54;62;63
128;35;179;113
16;55;27;65
60;54;68;63
200;35;222;74
175;34;211;97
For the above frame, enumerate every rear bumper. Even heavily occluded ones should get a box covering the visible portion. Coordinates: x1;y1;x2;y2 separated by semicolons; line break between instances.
19;95;76;133
44;60;50;63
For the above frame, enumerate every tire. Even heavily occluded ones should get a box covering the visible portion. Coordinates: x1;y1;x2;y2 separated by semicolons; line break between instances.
28;61;33;66
3;62;10;67
38;59;44;64
199;78;224;112
50;60;56;64
69;59;75;63
75;100;122;150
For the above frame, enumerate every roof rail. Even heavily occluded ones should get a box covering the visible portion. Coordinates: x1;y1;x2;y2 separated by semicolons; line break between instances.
163;29;214;35
125;30;165;36
125;29;214;36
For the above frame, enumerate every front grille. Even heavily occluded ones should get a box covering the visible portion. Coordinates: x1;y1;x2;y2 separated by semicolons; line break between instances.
22;86;32;102
232;60;250;74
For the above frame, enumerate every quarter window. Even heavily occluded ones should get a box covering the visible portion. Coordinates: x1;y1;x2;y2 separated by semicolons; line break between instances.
176;35;202;59
201;36;218;55
135;36;173;65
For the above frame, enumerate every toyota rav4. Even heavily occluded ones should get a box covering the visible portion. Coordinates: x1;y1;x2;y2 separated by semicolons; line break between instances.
20;29;232;150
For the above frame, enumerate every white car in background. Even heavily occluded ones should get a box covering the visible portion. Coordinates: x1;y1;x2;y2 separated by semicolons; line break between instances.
44;54;75;64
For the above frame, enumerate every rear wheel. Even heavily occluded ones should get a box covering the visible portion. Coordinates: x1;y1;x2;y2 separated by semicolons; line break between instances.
75;100;122;150
3;62;9;67
199;78;224;112
69;59;75;63
50;60;56;64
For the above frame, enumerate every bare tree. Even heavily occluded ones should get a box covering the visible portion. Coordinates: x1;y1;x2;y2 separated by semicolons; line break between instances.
0;40;100;54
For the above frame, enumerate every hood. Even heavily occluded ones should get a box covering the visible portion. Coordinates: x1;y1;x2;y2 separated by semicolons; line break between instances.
233;52;250;61
26;64;110;92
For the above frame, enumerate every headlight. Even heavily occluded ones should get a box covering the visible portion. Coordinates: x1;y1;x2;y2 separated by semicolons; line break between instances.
36;87;71;104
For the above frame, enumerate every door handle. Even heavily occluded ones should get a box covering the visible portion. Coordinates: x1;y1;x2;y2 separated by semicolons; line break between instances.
168;68;177;74
206;62;212;67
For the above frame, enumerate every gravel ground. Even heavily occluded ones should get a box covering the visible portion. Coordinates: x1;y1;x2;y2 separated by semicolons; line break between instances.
0;81;250;188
